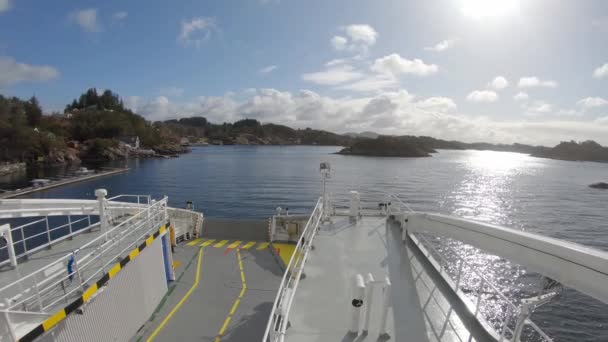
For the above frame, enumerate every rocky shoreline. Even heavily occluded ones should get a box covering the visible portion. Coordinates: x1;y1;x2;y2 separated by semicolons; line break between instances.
0;162;26;176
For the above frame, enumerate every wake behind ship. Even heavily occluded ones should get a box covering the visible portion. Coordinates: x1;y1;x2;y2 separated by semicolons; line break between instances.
0;164;607;342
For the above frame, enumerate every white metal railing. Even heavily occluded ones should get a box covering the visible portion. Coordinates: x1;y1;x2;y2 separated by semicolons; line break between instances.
0;197;168;314
262;197;324;342
410;233;552;342
0;216;98;268
384;195;553;342
107;194;151;205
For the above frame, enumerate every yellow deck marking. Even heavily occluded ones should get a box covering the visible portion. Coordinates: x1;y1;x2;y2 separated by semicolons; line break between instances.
108;263;121;279
129;248;140;260
229;299;240;315
82;284;98;303
186;238;202;246
42;309;66;330
214;240;229;248
272;243;299;268
147;248;204;342
256;242;269;250
200;239;216;247
241;241;256;249
215;249;247;341
227;241;242;249
172;260;181;268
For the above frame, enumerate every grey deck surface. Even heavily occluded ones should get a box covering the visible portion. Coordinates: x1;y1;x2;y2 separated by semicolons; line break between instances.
133;241;283;342
285;216;428;342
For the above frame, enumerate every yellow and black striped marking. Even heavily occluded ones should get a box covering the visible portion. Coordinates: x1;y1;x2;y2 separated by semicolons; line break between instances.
19;224;169;342
186;239;269;250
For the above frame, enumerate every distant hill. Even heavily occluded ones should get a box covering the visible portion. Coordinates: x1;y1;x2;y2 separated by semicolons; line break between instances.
344;131;380;139
531;140;608;162
160;118;353;146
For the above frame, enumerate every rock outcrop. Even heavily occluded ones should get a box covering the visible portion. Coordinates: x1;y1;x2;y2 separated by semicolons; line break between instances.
589;182;608;189
337;136;436;158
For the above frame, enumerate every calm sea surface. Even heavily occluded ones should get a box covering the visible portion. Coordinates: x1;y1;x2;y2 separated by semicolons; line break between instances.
3;146;607;341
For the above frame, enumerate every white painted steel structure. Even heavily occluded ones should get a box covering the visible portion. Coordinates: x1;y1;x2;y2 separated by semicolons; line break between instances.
264;190;608;342
262;197;324;342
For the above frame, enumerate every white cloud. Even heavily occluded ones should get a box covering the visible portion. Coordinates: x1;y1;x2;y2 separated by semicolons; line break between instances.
344;24;378;46
593;63;608;79
331;25;378;52
259;65;277;74
556;109;581;117
466;90;498;103
513;92;529;102
577;97;608;110
302;65;363;85
0;0;11;14
424;39;456;52
331;36;348;50
179;17;217;47
517;76;558;88
326;59;347;67
113;11;128;20
70;8;101;32
158;86;184;97
0;56;60;87
525;101;553;115
371;54;438;77
489;76;509;90
337;74;398;93
416;97;457;112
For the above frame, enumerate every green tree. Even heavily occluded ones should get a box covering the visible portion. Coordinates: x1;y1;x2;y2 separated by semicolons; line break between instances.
25;96;43;127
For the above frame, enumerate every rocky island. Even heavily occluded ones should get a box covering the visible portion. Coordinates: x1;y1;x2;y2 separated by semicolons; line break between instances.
337;136;436;157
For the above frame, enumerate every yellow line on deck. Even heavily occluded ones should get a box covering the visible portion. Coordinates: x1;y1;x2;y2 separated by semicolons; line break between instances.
215;249;247;341
241;241;256;249
146;248;204;342
227;240;242;249
256;242;269;250
200;239;216;247
186;238;202;246
214;240;229;248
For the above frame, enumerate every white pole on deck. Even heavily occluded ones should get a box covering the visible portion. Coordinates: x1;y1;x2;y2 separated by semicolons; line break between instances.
379;276;392;338
95;189;108;241
0;224;17;268
350;274;365;334
362;273;375;335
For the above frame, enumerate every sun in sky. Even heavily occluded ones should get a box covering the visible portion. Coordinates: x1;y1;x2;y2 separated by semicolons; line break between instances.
460;0;521;19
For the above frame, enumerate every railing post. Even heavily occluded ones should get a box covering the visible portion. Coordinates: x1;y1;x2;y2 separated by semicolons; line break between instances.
455;258;465;292
3;298;18;341
68;215;73;238
379;276;391;338
95;189;109;242
349;274;365;334
499;305;513;342
20;226;26;254
32;273;43;312
0;224;17;268
474;278;485;317
45;216;51;246
362;273;375;335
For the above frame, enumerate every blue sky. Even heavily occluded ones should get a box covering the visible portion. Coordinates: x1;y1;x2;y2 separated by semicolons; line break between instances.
1;0;607;145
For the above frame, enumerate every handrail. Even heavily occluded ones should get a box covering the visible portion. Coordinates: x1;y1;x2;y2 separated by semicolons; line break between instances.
412;232;552;341
0;197;168;313
262;197;323;342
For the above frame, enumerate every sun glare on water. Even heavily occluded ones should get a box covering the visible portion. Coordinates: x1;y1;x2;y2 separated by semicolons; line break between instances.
460;0;521;19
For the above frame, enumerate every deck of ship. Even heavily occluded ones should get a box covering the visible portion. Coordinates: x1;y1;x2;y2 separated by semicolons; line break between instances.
132;239;284;342
282;215;492;342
